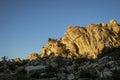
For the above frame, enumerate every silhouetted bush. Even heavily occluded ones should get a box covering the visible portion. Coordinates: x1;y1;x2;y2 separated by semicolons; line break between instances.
79;70;92;78
75;57;88;64
30;71;40;78
8;63;16;71
15;68;28;80
111;69;120;80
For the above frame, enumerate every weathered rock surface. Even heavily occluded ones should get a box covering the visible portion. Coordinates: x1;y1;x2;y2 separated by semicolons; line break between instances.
40;19;120;58
27;53;40;61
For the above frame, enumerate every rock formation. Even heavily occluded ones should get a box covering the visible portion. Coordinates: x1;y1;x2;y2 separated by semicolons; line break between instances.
40;19;120;59
27;53;40;61
14;58;22;63
0;19;120;80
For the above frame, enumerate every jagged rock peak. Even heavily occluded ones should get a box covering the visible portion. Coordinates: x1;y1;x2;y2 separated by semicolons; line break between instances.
109;19;118;25
108;19;120;34
40;19;120;59
14;58;22;63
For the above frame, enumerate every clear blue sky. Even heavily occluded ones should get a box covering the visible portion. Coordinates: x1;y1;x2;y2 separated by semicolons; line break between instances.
0;0;120;59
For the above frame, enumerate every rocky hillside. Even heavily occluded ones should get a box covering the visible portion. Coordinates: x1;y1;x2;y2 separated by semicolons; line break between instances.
40;19;120;59
0;47;120;80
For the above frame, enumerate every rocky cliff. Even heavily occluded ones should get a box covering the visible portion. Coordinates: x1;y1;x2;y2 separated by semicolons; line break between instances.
40;19;120;59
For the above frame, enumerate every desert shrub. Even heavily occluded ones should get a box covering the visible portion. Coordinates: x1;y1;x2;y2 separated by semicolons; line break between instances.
79;69;92;78
53;57;65;67
75;57;88;64
111;69;120;80
1;56;8;62
30;71;40;78
0;66;4;72
15;68;28;80
21;59;29;66
46;65;56;72
0;75;16;80
8;63;16;71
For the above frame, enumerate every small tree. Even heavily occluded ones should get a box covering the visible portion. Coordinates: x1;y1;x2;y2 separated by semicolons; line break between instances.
1;56;8;62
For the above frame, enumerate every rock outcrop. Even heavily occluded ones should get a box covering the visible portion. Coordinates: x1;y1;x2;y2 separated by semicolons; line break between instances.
14;58;22;63
27;53;40;61
40;19;120;58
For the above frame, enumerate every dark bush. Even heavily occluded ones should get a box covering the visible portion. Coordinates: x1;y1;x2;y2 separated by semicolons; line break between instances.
30;71;40;78
111;69;120;80
15;68;28;80
79;70;92;78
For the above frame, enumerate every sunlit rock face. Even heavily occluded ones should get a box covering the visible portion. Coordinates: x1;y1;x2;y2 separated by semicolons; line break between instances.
40;19;120;59
14;58;22;63
27;53;40;61
40;38;68;58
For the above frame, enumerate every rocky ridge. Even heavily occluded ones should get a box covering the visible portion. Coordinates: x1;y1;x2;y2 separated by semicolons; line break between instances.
40;19;120;59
